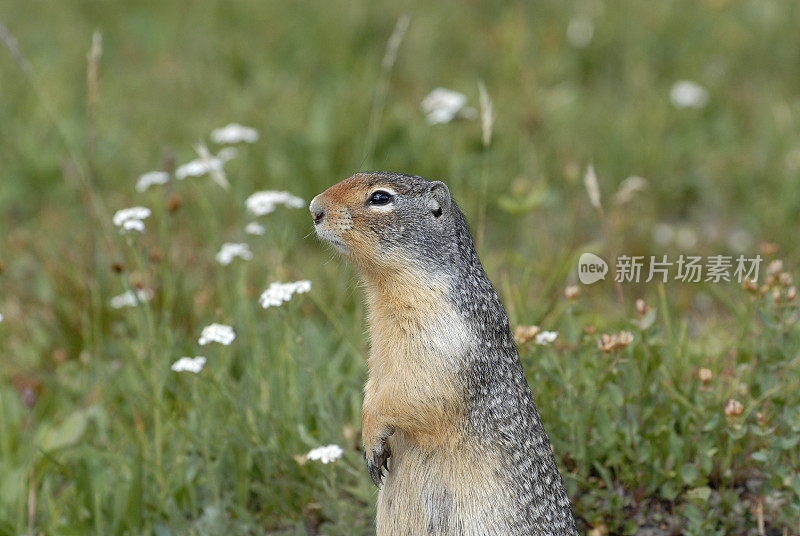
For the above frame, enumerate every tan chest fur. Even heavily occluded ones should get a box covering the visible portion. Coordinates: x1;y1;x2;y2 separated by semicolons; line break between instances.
361;269;517;534
362;268;467;450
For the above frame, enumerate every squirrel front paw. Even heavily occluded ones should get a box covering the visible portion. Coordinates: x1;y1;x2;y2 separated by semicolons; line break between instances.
363;423;394;488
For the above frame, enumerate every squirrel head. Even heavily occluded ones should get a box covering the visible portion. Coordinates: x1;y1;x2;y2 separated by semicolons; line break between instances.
310;172;457;277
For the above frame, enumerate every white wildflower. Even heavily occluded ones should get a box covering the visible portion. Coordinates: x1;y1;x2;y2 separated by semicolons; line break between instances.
198;323;236;346
259;280;311;308
110;288;154;309
195;143;230;189
245;222;265;235
171;356;206;374
670;81;709;109
215;242;253;266
306;444;343;464
175;145;236;182
534;331;558;346
112;206;151;234
135;171;170;192
566;15;594;48
245;191;305;216
176;158;220;180
217;146;238;162
211;123;259;144
122;219;145;233
421;88;477;124
584;164;601;209
613;176;648;205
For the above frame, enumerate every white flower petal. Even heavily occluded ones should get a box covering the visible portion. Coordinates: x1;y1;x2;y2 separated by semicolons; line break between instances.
534;331;558;346
211;123;259;144
245;191;305;216
216;146;238;162
175;158;225;180
121;219;145;233
421;88;473;124
259;280;311;308
110;288;154;309
171;356;206;373
307;444;343;464
670;81;709;109
245;222;266;236
198;323;236;346
112;206;151;227
215;242;253;266
135;171;170;192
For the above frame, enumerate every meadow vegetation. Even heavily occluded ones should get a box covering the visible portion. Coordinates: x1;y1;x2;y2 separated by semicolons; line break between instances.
1;1;799;534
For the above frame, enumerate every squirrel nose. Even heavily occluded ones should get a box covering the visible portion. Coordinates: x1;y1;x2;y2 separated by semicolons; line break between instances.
309;196;325;225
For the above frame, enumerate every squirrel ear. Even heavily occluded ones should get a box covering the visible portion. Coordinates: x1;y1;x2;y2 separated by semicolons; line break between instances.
428;181;451;218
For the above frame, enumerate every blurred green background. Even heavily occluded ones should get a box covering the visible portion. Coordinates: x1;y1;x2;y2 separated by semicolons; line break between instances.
2;1;800;534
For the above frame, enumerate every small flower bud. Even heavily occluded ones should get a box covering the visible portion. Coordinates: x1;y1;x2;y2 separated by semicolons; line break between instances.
513;325;541;345
635;298;649;316
766;260;783;276
698;368;713;385
779;272;792;287
788;286;797;301
564;285;580;300
617;331;634;347
148;247;163;264
758;242;778;256
742;278;758;293
724;398;743;418
773;288;781;304
166;193;182;213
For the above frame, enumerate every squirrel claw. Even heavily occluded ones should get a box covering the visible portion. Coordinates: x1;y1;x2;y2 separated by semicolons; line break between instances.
365;440;391;488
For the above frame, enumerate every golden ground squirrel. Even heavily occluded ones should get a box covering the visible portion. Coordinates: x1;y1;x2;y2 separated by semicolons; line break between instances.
310;172;577;535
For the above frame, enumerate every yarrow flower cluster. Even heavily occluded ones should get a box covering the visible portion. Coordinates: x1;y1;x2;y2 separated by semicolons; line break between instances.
211;123;259;144
112;206;151;233
215;243;253;266
259;280;311;308
421;88;477;124
175;147;236;181
245;222;265;236
669;80;709;109
245;191;305;216
135;171;170;192
534;331;558;346
198;323;236;346
171;356;206;373
110;289;154;309
306;444;343;464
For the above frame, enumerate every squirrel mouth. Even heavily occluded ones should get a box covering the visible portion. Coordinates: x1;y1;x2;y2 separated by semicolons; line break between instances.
316;231;349;254
328;238;348;254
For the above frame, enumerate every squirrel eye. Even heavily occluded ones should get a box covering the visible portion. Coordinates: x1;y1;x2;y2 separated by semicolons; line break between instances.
368;190;393;206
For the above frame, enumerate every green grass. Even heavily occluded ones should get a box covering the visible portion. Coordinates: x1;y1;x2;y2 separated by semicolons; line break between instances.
2;1;800;534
